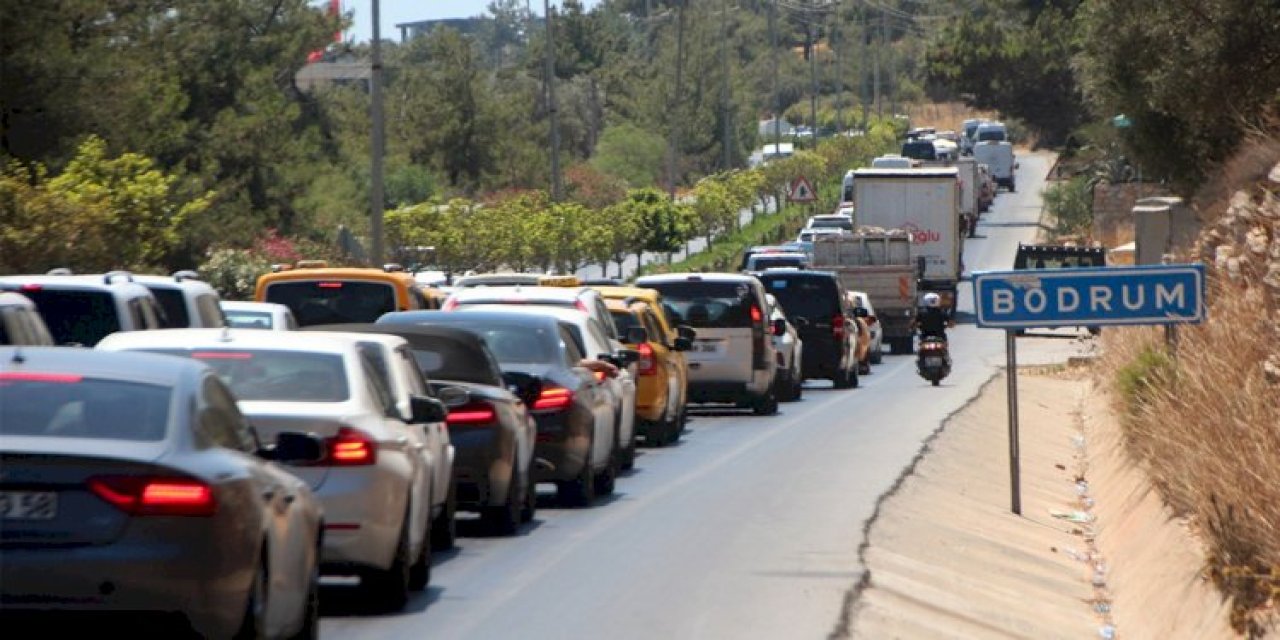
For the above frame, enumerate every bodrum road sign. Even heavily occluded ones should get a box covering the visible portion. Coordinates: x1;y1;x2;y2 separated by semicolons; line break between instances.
788;176;816;203
973;264;1205;329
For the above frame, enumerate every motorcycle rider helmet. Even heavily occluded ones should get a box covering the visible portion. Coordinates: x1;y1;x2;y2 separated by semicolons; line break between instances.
923;293;941;308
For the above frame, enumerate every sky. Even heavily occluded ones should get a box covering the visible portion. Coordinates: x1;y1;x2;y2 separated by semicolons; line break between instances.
328;1;603;44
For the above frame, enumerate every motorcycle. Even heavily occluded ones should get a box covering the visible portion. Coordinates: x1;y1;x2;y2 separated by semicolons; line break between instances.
916;335;951;386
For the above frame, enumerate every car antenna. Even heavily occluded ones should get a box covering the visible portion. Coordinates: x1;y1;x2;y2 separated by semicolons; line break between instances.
218;326;233;343
10;346;24;364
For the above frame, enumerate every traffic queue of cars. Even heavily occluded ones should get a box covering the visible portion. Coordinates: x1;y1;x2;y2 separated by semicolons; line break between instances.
0;262;880;636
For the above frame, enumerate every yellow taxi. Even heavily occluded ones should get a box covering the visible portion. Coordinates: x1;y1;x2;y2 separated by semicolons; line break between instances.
254;261;436;326
595;286;693;447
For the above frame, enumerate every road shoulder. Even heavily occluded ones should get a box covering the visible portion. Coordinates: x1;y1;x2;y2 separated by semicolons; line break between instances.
838;364;1236;639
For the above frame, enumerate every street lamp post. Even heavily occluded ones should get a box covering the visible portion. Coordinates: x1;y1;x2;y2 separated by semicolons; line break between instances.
370;0;386;266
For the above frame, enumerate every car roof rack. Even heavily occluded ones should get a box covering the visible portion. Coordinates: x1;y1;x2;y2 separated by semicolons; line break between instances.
172;270;201;282
103;270;135;284
46;267;73;275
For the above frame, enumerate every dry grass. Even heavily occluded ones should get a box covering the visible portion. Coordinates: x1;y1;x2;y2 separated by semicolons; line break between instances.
899;102;998;135
1193;131;1280;221
1098;279;1280;636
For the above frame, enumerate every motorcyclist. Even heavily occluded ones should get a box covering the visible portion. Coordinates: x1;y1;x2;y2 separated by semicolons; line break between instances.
913;293;954;342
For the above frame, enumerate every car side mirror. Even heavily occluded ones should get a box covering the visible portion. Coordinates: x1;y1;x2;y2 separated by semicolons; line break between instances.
673;336;693;351
502;371;542;406
624;326;649;345
265;431;326;463
615;349;640;367
410;395;448;423
854;307;869;318
436;385;470;408
676;325;696;341
771;318;786;336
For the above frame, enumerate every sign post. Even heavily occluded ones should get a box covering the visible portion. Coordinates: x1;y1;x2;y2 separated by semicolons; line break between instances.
973;264;1206;514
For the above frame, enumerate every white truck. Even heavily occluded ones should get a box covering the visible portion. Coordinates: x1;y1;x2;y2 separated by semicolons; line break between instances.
955;157;980;238
973;140;1017;191
851;167;963;321
810;232;919;354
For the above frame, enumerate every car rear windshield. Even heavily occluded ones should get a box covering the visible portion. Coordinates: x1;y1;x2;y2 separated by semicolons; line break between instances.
644;281;758;329
809;217;851;230
13;289;120;346
149;349;350;402
149;288;190;328
901;141;937;160
749;256;806;270
407;340;503;386
977;129;1006;142
758;275;841;320
265;280;397;327
224;310;273;329
0;375;171;441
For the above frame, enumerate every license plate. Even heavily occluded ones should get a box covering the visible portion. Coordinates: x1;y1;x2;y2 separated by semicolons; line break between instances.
0;491;58;520
694;340;722;354
924;357;944;367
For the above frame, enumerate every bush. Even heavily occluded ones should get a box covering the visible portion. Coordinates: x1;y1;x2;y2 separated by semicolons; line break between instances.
1042;175;1095;238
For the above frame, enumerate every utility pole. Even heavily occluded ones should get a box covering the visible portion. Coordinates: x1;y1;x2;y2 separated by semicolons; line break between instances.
831;7;841;134
544;0;562;201
807;16;817;135
666;0;687;200
720;0;732;170
370;0;385;265
860;4;869;130
880;3;889;118
769;0;781;146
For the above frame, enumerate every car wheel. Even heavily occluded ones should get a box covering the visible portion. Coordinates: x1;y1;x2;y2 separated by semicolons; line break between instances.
430;480;457;552
407;514;431;592
521;465;537;523
751;391;778;416
619;435;636;471
791;371;804;401
774;369;797;402
286;555;320;640
364;517;411;611
235;554;269;640
859;359;871;376
870;345;883;365
482;459;522;535
557;443;597;507
832;364;853;389
596;455;618;496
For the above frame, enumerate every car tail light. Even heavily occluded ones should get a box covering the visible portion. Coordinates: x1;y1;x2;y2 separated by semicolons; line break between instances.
89;476;216;516
832;314;846;341
441;297;459;311
0;371;84;383
532;385;574;411
574;299;590;314
592;370;607;382
447;402;496;425
325;427;378;465
317;282;343;289
749;305;763;323
636;342;656;376
751;302;768;370
19;283;42;292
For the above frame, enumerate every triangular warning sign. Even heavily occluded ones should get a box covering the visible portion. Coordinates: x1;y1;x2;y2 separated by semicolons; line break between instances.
788;176;817;203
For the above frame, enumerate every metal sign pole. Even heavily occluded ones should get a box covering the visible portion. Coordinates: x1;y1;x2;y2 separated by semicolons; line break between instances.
1005;330;1021;515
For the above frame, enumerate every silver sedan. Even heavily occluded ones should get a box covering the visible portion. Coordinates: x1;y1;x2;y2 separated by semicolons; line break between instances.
0;347;324;638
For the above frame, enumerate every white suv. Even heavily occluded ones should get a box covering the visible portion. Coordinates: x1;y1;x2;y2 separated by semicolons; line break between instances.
0;272;163;346
131;271;227;328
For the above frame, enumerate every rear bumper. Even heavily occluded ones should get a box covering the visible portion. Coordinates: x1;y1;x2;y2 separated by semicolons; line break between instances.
450;425;516;510
0;542;247;638
687;378;769;404
315;465;406;572
531;409;591;482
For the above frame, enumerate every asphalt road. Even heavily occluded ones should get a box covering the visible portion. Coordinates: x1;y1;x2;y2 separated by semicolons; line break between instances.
322;152;1086;639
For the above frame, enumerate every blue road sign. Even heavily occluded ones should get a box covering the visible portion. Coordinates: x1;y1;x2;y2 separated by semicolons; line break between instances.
973;264;1205;329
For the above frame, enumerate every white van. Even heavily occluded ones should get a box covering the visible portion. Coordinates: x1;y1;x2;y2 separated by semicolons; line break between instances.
974;141;1018;192
974;121;1008;143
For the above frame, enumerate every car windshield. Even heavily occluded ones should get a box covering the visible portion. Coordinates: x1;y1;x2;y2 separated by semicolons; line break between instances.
0;374;171;441
149;287;189;328
809;218;851;230
977;129;1006;142
13;289;120;346
901;141;937;160
265;280;397;327
750;256;805;270
149;349;350;402
643;281;756;329
224;310;274;329
474;325;558;364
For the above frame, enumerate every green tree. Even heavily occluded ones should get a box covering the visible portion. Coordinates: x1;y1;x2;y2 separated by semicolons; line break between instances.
592;123;667;188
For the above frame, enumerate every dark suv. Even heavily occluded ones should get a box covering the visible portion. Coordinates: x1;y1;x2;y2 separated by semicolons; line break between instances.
753;269;859;389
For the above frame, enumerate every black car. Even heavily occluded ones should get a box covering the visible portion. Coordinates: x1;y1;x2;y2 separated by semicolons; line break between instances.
901;139;938;161
379;311;623;507
753;270;860;389
311;323;539;534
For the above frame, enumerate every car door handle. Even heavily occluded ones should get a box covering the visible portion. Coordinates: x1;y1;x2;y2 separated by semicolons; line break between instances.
262;489;277;501
282;493;297;505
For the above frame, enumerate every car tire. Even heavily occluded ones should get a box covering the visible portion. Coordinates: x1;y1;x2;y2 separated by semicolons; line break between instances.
832;365;853;389
596;456;618;496
557;443;597;507
286;555;320;640
859;359;871;376
521;466;537;523
619;436;636;471
235;554;269;640
791;373;804;401
870;346;883;365
430;480;457;552
774;369;798;402
482;459;522;535
751;391;778;416
407;514;431;592
364;518;410;611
